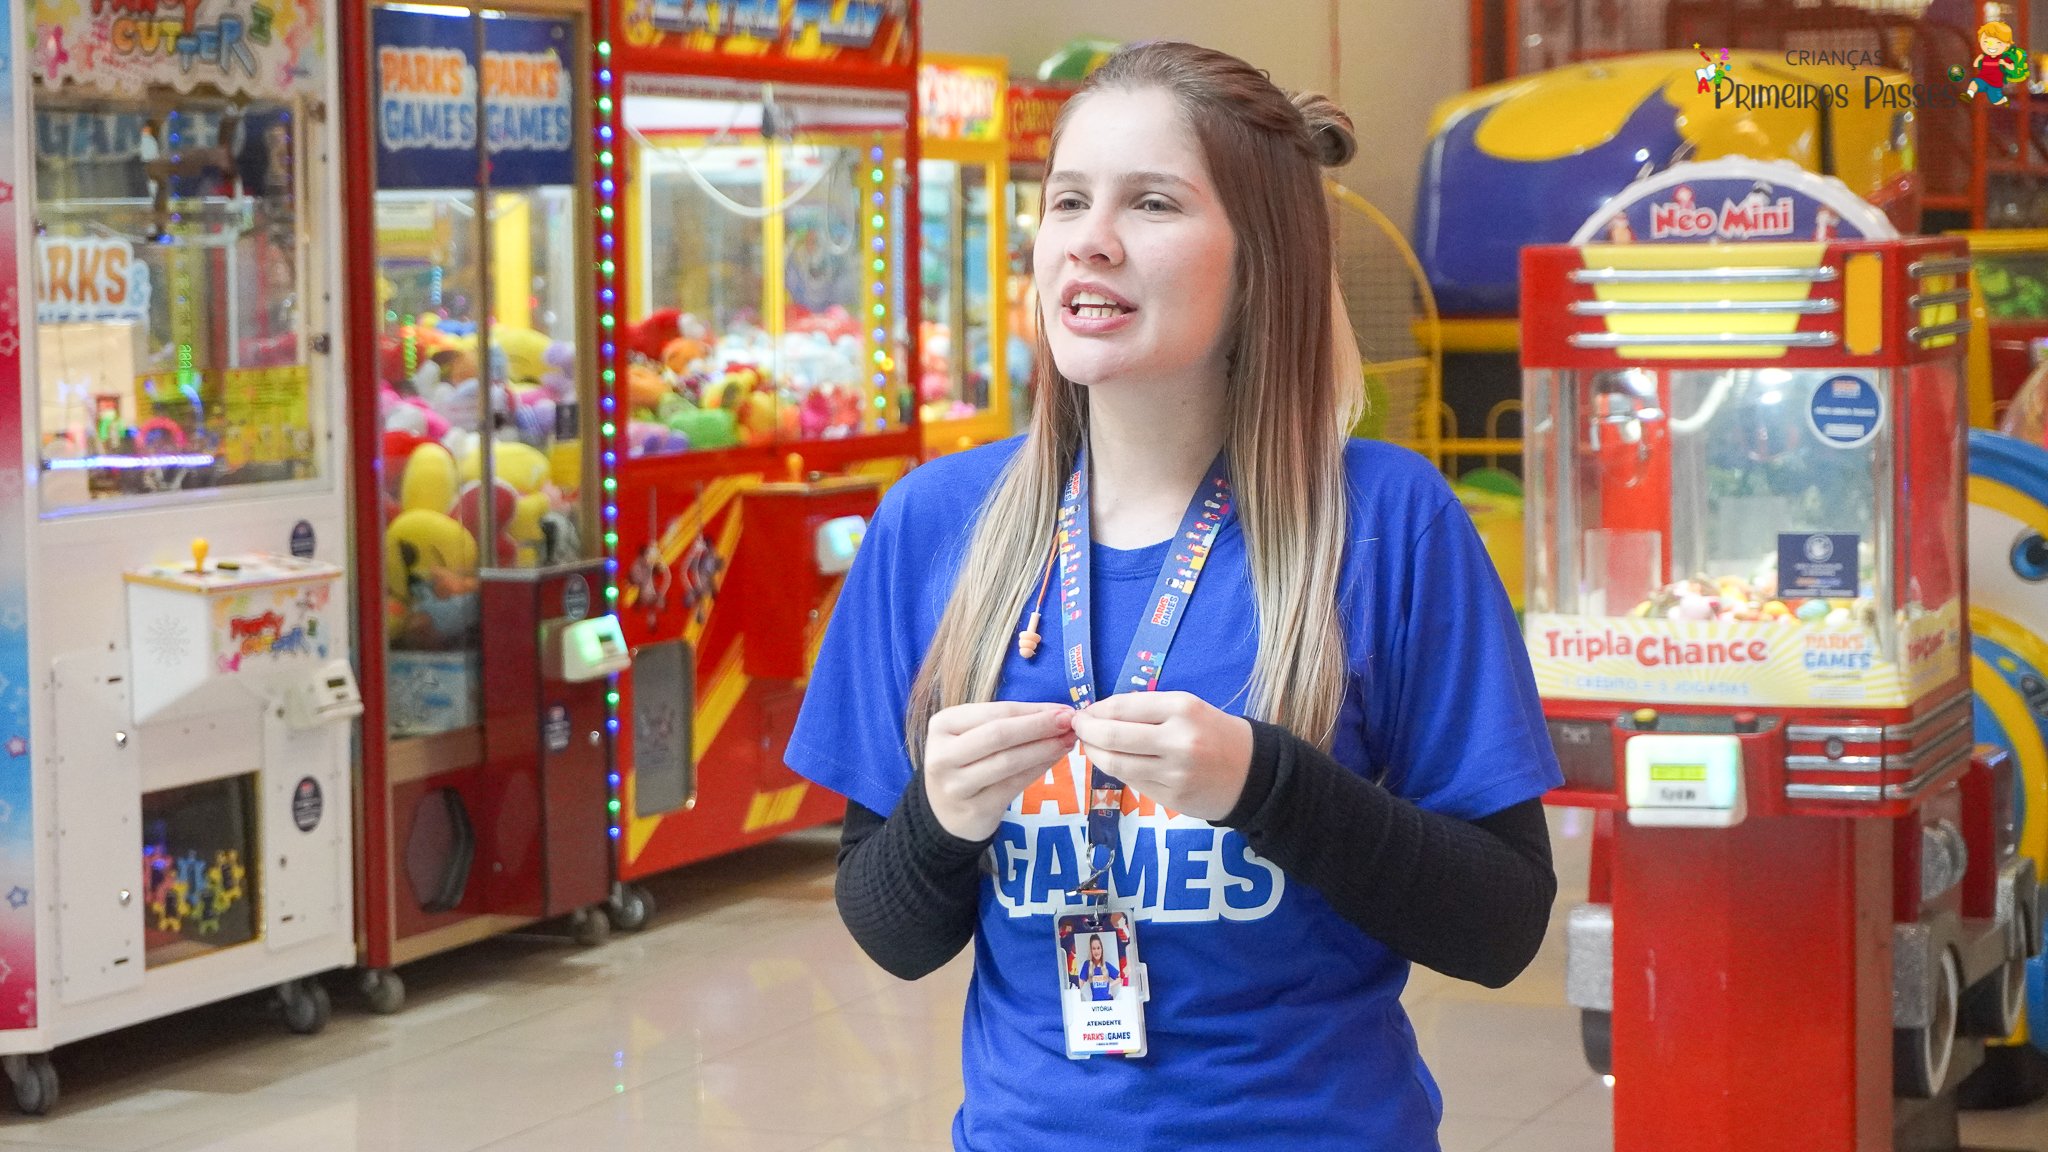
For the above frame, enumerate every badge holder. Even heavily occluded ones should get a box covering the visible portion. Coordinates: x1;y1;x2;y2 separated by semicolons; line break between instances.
1055;905;1148;1059
1035;445;1232;1062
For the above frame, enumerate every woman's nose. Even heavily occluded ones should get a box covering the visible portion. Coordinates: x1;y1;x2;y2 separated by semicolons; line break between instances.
1065;205;1123;266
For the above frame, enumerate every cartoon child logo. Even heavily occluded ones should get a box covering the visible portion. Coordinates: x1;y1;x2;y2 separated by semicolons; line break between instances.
1693;43;1732;96
1955;21;2030;104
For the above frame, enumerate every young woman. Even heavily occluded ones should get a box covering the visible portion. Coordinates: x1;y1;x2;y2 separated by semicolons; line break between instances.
788;41;1560;1150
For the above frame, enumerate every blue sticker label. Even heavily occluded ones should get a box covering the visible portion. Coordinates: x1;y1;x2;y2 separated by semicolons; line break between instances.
1808;374;1884;449
289;520;315;560
1779;532;1861;599
372;9;576;191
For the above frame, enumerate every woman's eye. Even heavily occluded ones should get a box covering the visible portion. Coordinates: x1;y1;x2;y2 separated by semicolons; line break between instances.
1051;195;1086;211
1137;197;1173;213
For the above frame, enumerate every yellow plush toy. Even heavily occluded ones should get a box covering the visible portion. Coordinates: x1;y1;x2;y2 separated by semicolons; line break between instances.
459;440;552;493
495;326;555;385
399;443;459;514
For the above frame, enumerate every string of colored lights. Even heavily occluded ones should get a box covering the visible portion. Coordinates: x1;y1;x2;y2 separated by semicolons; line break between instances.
595;34;623;843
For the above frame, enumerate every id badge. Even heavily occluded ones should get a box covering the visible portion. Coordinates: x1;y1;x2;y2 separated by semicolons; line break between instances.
1054;908;1148;1059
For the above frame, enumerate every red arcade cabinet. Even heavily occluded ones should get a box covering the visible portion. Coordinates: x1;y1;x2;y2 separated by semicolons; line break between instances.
1521;159;2039;1149
590;0;923;919
341;0;631;1009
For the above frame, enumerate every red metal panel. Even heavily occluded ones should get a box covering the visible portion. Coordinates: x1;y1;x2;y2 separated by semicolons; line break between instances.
1611;816;1893;1150
339;0;396;972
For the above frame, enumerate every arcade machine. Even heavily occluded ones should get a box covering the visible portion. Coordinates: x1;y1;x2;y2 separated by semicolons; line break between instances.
1522;159;2036;1148
1957;230;2048;426
340;0;628;1011
1002;79;1072;440
595;0;920;919
916;54;1008;454
1416;51;1919;474
0;0;361;1111
1959;374;2048;1104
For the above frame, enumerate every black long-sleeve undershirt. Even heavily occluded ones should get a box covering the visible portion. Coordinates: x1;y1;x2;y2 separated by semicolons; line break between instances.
834;719;1557;989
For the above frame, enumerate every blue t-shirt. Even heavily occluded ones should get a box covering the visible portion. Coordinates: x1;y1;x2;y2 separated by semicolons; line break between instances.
1078;959;1119;1000
786;437;1562;1151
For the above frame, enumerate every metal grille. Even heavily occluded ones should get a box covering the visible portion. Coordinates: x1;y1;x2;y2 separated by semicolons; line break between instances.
1329;182;1439;461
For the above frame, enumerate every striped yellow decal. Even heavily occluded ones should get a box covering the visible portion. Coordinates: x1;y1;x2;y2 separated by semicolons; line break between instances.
743;783;811;833
624;639;750;864
694;639;749;765
796;577;847;686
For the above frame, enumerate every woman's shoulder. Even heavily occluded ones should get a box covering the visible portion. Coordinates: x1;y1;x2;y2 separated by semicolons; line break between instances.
1339;437;1457;523
873;436;1026;544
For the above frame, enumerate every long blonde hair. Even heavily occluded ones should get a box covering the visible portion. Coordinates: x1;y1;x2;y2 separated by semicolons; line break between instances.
905;42;1364;762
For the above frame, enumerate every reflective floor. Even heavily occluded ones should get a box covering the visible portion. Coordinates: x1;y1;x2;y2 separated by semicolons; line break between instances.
0;813;2044;1150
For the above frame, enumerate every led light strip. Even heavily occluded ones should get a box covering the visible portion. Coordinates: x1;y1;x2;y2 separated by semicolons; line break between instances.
595;36;623;842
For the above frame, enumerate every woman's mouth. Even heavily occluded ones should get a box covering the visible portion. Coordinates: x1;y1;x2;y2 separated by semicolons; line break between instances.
1065;290;1135;318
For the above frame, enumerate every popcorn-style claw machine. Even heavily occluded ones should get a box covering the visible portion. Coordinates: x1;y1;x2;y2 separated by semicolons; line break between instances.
1524;158;2033;1150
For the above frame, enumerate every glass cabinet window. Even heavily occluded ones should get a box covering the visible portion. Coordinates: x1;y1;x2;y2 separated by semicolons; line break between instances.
917;158;995;426
1005;174;1043;431
34;94;322;508
372;7;587;739
622;78;910;456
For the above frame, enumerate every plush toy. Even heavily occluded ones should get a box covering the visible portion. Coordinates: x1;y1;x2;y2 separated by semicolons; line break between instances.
453;479;520;566
627;362;671;414
662;337;710;375
541;340;577;401
400;443;460;515
737;390;777;445
799;389;833;440
495;326;554;385
667;405;738;450
384;508;480;644
460;439;552;494
623;308;684;364
628;420;690;456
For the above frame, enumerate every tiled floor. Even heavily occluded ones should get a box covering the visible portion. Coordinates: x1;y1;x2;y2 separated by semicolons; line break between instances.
1;812;2045;1150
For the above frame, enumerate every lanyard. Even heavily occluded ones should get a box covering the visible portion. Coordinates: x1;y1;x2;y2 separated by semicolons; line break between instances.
1056;443;1234;897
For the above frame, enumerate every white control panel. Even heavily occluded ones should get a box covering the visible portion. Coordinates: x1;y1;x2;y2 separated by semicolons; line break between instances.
123;550;344;722
814;515;866;576
284;659;364;729
1624;733;1747;827
559;615;632;683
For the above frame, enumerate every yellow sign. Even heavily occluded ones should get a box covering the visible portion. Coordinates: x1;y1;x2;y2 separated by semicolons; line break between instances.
920;56;1005;143
1526;601;1961;708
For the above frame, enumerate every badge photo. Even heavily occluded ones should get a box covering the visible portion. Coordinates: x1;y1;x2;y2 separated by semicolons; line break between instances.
1055;909;1147;1059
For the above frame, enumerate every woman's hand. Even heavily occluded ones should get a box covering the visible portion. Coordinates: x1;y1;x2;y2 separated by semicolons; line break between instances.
1070;692;1254;823
924;701;1076;841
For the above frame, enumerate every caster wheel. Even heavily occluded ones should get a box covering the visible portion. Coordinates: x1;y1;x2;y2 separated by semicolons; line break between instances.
607;885;654;932
1962;956;2028;1038
1895;948;1961;1098
1580;1009;1612;1078
5;1054;57;1116
279;977;332;1035
359;968;406;1015
572;907;611;947
1960;1043;2048;1109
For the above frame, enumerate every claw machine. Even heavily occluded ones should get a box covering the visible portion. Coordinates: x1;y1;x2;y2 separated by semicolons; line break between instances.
1000;79;1071;438
1524;159;2035;1149
341;0;627;1011
916;54;1005;453
596;0;919;920
0;0;360;1112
